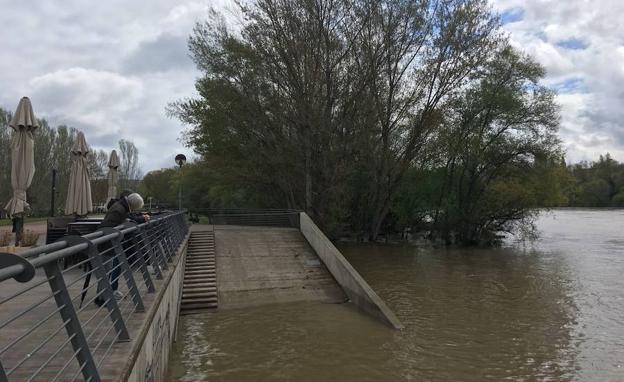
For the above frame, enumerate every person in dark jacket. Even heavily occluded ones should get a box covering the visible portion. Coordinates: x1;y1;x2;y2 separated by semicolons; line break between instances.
95;192;146;306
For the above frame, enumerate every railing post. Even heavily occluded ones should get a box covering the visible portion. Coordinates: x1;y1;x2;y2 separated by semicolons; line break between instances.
1;359;8;382
170;215;181;248
100;228;145;313
147;222;169;270
156;220;173;262
66;236;130;342
128;225;156;293
164;219;177;258
43;259;101;382
139;226;163;280
175;213;186;245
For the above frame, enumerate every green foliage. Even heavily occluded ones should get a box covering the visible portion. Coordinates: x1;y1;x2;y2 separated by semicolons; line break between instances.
168;0;565;244
139;160;259;210
567;154;624;207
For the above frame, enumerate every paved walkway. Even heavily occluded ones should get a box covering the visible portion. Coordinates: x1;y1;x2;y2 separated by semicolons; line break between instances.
214;225;346;309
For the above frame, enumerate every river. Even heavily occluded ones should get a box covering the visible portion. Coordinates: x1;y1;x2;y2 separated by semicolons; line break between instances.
168;209;624;381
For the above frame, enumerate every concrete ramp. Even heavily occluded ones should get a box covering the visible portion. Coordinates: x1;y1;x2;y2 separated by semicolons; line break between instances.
214;225;346;309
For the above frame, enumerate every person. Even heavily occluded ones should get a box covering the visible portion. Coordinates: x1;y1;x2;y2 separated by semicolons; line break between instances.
94;192;147;306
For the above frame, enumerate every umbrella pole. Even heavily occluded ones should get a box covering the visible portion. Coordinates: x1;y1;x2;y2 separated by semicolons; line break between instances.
13;215;24;246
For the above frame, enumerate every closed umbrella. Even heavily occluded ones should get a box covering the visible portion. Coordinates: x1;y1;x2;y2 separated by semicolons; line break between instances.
5;97;38;245
65;131;93;216
106;149;120;204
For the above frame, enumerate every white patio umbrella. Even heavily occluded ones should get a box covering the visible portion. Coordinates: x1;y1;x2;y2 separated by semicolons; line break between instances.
65;131;93;216
5;97;38;217
107;149;120;204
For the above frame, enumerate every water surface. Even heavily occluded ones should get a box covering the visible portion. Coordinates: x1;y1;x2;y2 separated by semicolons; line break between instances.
168;209;624;381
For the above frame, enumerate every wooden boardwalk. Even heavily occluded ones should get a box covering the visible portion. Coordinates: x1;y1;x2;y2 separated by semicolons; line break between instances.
0;254;180;381
214;225;346;309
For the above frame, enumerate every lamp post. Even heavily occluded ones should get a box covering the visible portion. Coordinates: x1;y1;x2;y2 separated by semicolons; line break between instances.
175;154;187;210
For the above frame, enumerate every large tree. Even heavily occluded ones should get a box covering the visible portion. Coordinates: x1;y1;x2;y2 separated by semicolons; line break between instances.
427;46;562;244
171;0;503;238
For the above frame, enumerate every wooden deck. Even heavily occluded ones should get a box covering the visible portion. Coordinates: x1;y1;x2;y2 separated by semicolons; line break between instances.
214;225;346;309
0;254;180;381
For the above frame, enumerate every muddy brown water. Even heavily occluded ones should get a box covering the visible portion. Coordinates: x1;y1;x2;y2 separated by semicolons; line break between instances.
168;209;624;381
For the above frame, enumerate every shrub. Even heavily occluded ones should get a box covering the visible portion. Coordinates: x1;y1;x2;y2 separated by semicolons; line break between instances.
21;230;40;247
0;231;11;246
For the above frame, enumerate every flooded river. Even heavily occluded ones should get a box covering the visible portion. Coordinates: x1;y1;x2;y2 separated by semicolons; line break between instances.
168;209;624;381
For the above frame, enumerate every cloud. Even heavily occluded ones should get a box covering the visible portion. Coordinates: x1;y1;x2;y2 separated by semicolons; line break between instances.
4;0;624;171
30;68;143;140
123;34;193;74
491;0;624;163
0;0;231;172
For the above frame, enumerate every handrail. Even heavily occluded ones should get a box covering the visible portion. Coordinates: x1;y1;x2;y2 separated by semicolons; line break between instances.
0;211;189;381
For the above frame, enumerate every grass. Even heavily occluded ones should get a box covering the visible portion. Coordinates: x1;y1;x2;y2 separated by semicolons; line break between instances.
0;217;48;226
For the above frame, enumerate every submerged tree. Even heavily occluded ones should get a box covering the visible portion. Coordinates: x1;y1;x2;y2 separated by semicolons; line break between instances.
426;46;562;244
171;0;508;239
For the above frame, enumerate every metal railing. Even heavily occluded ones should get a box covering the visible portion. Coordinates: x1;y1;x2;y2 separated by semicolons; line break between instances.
0;211;188;382
192;208;300;228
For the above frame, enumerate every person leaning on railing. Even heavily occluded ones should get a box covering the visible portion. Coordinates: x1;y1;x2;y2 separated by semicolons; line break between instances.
94;192;149;307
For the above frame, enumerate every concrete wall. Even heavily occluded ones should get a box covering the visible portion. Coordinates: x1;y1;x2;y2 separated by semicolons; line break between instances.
121;235;188;382
299;213;403;329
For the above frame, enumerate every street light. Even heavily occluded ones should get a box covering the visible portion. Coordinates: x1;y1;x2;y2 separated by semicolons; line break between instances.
175;154;187;210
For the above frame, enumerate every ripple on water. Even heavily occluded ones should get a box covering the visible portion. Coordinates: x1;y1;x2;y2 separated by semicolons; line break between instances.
168;209;624;381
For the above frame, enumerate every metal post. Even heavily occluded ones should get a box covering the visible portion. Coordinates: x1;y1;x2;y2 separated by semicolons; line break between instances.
160;220;175;261
130;226;155;293
0;359;8;382
50;169;57;217
178;173;182;211
139;227;163;279
66;236;130;342
147;223;169;271
174;154;186;211
100;228;145;312
43;261;101;382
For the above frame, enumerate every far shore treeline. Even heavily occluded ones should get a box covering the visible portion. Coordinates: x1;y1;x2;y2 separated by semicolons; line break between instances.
0;108;142;216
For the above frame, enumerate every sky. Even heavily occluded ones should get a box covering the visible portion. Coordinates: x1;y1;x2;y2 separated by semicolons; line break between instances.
0;0;237;173
0;1;623;173
491;0;624;164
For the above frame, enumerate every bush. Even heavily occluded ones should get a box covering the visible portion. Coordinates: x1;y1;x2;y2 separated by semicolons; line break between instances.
21;230;40;247
0;231;11;246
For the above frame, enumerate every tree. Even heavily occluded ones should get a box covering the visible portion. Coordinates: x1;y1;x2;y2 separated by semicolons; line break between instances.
171;0;501;238
426;46;561;244
118;139;142;191
566;153;624;207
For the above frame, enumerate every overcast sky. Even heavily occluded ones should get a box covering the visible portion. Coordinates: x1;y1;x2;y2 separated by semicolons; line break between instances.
0;1;622;172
